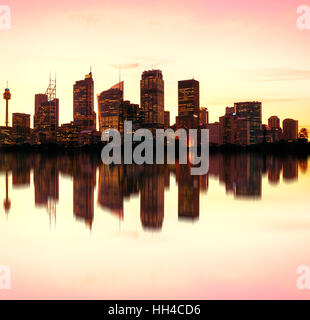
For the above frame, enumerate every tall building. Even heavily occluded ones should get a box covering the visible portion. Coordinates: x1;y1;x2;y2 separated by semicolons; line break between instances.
199;107;208;127
34;79;59;142
164;110;170;129
73;72;96;130
177;79;200;130
34;95;59;141
235;101;262;144
219;113;250;146
283;118;298;140
206;122;220;145
97;81;124;133
140;70;164;130
12;113;31;142
268;116;280;130
268;116;282;142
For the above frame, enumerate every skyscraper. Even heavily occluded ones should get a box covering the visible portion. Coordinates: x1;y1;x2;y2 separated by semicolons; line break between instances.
12;113;31;143
268;116;280;130
97;81;124;133
34;79;59;142
164;110;170;129
140;70;164;131
199;107;208;127
177;79;200;130
283;118;298;140
73;72;96;130
268;116;282;142
235;101;262;144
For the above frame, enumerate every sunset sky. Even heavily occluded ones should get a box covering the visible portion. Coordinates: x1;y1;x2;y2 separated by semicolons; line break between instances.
1;0;310;129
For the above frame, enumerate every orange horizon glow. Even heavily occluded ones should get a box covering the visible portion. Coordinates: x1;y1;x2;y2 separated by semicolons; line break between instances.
0;0;310;131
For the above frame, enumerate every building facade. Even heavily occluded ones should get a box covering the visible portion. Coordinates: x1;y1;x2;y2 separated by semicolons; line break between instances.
73;72;96;130
177;79;200;130
282;118;298;140
235;101;262;144
140;70;165;130
97;82;124;133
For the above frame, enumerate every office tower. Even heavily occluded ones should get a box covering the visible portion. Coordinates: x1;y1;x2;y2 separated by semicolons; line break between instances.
119;100;140;134
164;110;170;129
219;113;250;146
267;116;282;142
282;118;298;140
177;79;200;130
3;85;11;127
12;113;31;142
199;107;208;127
73;72;96;130
34;78;59;142
235;101;262;144
12;113;30;130
206;122;220;145
97;81;124;132
140;70;164;130
268;116;280;130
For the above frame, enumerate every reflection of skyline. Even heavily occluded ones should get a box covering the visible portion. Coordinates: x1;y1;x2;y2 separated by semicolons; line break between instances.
0;152;305;230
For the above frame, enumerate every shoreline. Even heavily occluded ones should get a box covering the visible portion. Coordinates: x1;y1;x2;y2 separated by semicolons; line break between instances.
0;141;309;157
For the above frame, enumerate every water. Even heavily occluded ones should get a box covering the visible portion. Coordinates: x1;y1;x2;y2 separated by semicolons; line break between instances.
0;152;309;299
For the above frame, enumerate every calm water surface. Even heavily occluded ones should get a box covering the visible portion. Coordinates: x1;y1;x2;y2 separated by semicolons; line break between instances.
0;152;309;299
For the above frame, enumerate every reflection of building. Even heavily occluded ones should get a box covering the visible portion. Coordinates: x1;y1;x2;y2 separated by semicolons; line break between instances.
266;156;282;184
98;165;124;218
235;101;262;144
140;70;164;130
177;164;199;220
282;119;298;141
177;79;200;131
73;155;96;228
12;156;31;186
283;157;298;181
33;156;59;220
140;166;165;230
73;72;96;130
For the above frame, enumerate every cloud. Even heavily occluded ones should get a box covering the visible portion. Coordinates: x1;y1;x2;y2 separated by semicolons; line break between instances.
110;63;141;70
255;68;310;82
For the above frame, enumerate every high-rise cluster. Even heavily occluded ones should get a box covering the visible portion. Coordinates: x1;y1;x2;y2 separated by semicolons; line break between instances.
0;69;303;146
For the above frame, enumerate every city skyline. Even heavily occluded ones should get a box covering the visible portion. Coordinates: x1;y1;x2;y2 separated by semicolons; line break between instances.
0;70;306;134
1;0;310;132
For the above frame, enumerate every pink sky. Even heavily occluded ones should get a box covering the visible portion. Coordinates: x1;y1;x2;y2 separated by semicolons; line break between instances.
1;0;310;129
